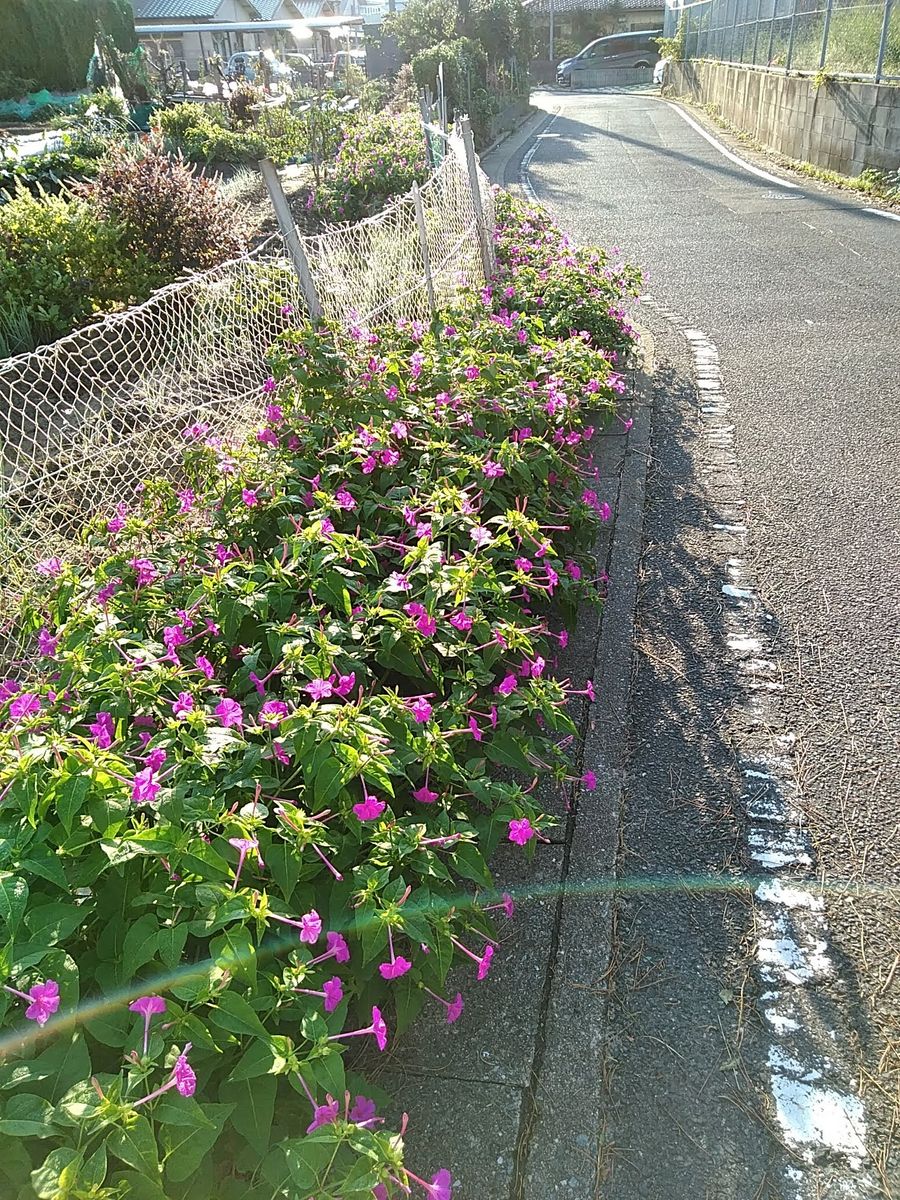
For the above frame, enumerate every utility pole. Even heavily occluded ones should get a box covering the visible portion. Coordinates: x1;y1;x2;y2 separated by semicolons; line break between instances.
549;0;555;62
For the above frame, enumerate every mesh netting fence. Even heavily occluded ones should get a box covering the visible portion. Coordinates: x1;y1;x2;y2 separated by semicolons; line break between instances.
0;137;494;650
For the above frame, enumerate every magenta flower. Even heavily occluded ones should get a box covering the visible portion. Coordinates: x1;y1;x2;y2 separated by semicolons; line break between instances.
408;698;432;724
262;376;276;394
514;557;533;572
0;680;20;702
195;655;215;679
413;785;439;804
334;487;356;510
583;771;597;790
404;602;426;619
477;945;495;980
304;678;333;701
299;910;322;944
144;748;166;772
228;837;261;891
387;572;411;592
381;449;400;467
305;930;351;969
497;675;518;696
353;794;386;821
257;428;279;448
332;672;356;697
586;681;596;702
215;698;243;729
600;501;612;522
241;488;258;508
133;1043;196;1108
37;628;59;657
566;560;582;580
129;558;157;586
428;1169;453;1200
177;488;195;514
35;557;63;577
182;421;210;440
329;1006;388;1051
322;977;344;1013
307;1097;340;1133
482;460;505;478
379;956;412;980
10;693;41;721
508;818;535;846
266;402;284;424
449;611;473;632
416;614;437;637
464;365;480;380
260;700;289;724
349;1095;377;1124
469;717;483;742
129;995;167;1055
89;711;114;748
3;979;60;1025
469;526;493;548
132;768;161;805
172;692;194;720
361;454;377;474
272;740;290;765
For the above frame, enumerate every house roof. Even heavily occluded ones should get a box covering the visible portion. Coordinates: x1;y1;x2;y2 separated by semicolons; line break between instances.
133;0;225;18
526;0;663;11
246;0;295;18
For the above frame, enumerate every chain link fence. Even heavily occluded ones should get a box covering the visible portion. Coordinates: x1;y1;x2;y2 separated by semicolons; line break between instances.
677;0;900;79
0;132;494;646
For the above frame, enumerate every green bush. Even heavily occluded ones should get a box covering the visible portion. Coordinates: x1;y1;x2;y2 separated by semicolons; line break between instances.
0;145;102;197
0;0;135;94
0;187;158;352
0;67;36;100
87;146;247;280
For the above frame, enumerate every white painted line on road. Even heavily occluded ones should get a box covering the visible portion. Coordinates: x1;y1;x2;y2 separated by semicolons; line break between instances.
520;113;560;205
664;101;801;191
863;206;900;223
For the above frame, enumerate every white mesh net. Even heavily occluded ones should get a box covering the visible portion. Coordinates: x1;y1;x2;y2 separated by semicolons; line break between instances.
0;137;494;653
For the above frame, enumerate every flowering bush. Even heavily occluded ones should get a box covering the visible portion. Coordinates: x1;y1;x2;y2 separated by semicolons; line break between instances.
0;199;640;1198
312;110;429;225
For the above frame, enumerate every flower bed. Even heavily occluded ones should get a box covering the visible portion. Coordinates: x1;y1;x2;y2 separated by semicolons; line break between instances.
0;193;640;1199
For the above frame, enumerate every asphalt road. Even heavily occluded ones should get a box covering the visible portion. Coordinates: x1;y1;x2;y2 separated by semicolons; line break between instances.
502;92;900;1195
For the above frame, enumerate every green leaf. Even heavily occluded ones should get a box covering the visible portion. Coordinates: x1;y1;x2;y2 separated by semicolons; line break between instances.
208;990;269;1039
210;926;256;987
0;1032;91;1101
80;1142;107;1190
157;924;189;969
161;1102;231;1183
313;757;345;808
19;848;68;891
450;841;492;887
31;1148;82;1200
120;915;159;983
108;1171;168;1200
56;775;90;836
0;1093;57;1138
107;1115;159;1175
152;1095;216;1130
0;874;28;938
220;1074;276;1155
264;844;300;901
24;902;88;947
227;1040;278;1083
309;1047;344;1099
484;733;533;774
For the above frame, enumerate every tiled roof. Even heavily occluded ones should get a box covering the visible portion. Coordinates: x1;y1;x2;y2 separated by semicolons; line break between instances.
527;0;662;11
133;0;223;18
246;0;289;17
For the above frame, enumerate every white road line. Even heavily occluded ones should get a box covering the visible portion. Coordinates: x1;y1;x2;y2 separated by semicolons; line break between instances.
520;113;560;205
664;101;801;191
863;206;900;223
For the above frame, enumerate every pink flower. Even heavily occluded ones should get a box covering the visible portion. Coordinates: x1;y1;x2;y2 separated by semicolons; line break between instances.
177;487;195;513
307;1098;340;1133
257;428;279;448
335;487;356;510
37;628;59;657
497;675;518;696
241;488;258;508
391;420;408;438
566;560;582;580
464;365;480;380
404;602;426;618
449;611;473;632
195;655;215;679
96;578;120;607
415;614;437;637
508;817;535;846
446;993;464;1024
260;700;289;724
173;1049;196;1097
262;377;276;394
428;1169;453;1200
477;945;495;981
215;698;243;729
387;572;411;592
144;748;166;772
583;771;597;790
470;526;493;548
24;980;60;1025
181;421;210;440
353;794;386;821
272;741;290;765
379;956;412;980
10;693;41;720
129;558;157;586
299;910;322;944
129;995;166;1055
586;680;596;702
89;711;114;748
132;768;161;805
559;629;570;649
469;717;483;742
482;460;505;478
304;678;333;700
361;454;377;474
0;681;20;702
600;502;612;522
413;785;439;804
381;449;400;467
408;698;432;723
349;1095;377;1124
371;1006;388;1050
35;557;63;577
326;931;350;963
514;557;533;572
322;976;344;1013
172;692;194;720
266;402;284;424
332;672;356;697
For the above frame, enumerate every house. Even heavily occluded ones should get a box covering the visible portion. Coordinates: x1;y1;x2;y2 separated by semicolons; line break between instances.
526;0;665;69
131;0;359;73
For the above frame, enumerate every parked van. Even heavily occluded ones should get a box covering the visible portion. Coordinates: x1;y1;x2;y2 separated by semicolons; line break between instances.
556;30;662;85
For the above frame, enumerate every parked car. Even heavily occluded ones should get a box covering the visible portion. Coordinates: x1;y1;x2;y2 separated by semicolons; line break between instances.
286;52;316;86
556;30;663;85
326;48;367;82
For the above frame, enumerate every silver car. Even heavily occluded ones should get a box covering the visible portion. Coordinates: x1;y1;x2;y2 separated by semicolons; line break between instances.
556;30;662;85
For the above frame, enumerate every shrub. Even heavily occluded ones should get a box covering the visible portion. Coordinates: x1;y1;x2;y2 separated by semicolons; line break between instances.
0;186;158;351
0;198;640;1197
87;146;247;280
0;68;36;100
312;108;428;223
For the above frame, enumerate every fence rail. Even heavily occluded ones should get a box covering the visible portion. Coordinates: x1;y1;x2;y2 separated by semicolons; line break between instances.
0;131;494;644
675;0;899;80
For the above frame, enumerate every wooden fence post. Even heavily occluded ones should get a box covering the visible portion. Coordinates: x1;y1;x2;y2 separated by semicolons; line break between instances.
412;182;437;314
258;157;322;320
417;90;434;170
458;116;494;282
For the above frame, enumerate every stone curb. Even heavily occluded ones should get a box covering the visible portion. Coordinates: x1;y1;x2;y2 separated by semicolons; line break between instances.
515;339;655;1200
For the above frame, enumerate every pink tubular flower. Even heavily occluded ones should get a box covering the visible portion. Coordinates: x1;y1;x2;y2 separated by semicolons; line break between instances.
89;711;114;749
306;930;351;967
387;572;411;592
413;785;439;804
353;794;386;821
177;487;195;514
129;995;167;1056
332;672;356;697
497;675;518;697
272;740;290;766
566;560;582;581
600;501;612;522
464;365;480;380
445;993;465;1023
407;697;432;724
132;768;161;805
322;977;344;1013
182;421;210;440
35;557;63;577
307;1097;340;1133
304;678;333;701
448;611;473;632
469;717;483;742
416;614;437;637
228;837;261;891
379;956;412;980
508;817;536;846
583;771;598;790
260;700;289;725
144;748;166;772
477;945;494;981
469;526;493;548
299;910;322;945
129;558;157;587
3;979;60;1025
10;693;41;721
215;698;243;729
482;460;505;478
0;680;19;702
133;1043;196;1108
329;1005;388;1052
381;448;400;467
349;1095;377;1124
266;402;284;424
37;628;59;657
241;488;258;508
195;655;215;680
172;692;194;720
334;487;356;510
262;376;276;394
